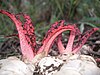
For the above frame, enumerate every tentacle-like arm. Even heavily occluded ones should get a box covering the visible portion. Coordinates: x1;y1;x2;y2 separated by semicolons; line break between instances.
73;28;99;53
0;10;36;61
37;21;77;55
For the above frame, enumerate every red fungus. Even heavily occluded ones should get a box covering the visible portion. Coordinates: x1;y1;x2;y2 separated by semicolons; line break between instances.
0;10;99;61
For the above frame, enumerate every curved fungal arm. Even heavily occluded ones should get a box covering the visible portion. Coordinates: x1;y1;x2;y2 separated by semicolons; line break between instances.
0;10;36;61
73;28;99;53
37;21;77;55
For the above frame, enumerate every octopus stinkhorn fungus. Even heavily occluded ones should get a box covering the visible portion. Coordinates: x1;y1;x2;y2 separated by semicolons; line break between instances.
0;9;99;60
0;10;100;75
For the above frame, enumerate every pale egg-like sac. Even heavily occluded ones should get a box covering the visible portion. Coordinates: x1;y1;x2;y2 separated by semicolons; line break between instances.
53;54;100;75
0;54;100;75
34;56;63;75
0;57;34;75
33;54;100;75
